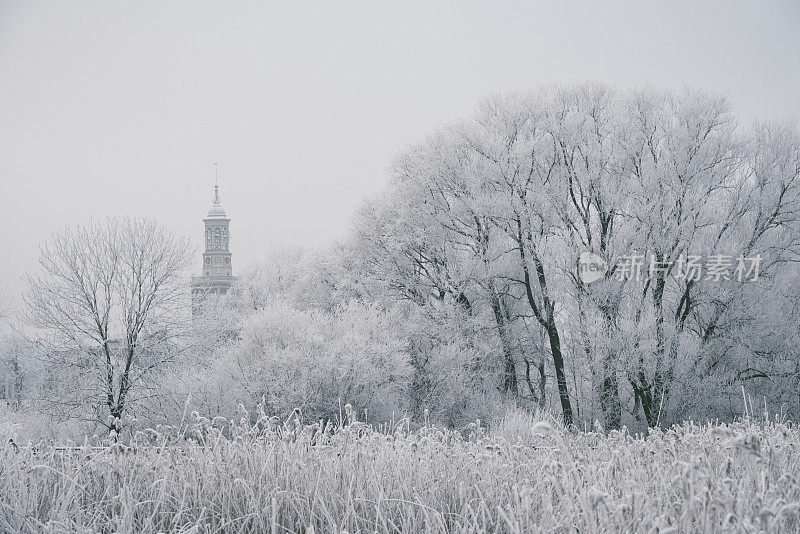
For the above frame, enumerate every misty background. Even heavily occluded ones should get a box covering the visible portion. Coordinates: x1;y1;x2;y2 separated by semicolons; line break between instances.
1;0;799;314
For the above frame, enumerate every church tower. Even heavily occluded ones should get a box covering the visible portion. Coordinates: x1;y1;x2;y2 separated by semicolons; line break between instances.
191;181;234;311
201;184;232;278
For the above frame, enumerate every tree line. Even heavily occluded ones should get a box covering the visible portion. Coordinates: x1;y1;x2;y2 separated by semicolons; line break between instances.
3;84;799;438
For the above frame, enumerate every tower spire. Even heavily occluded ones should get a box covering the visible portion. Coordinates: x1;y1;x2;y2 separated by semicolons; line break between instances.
192;163;234;315
212;163;221;206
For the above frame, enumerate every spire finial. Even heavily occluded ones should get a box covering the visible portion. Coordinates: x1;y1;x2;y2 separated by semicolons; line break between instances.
212;163;221;206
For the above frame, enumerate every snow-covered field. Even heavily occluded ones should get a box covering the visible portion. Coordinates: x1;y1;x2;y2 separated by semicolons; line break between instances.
2;410;798;533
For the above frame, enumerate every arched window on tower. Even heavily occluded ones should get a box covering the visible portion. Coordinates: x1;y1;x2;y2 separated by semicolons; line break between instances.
222;228;228;250
206;227;212;250
214;227;221;250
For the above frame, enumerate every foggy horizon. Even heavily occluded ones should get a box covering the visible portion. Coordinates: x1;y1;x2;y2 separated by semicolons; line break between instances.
2;1;800;311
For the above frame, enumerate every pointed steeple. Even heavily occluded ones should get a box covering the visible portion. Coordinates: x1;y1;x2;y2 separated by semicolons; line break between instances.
207;164;227;218
191;164;234;315
212;162;221;205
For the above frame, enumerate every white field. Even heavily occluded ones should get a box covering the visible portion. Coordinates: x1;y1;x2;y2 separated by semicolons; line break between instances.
1;410;799;533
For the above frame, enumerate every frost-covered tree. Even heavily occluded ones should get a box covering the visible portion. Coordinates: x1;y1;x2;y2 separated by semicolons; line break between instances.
24;217;193;436
352;84;800;428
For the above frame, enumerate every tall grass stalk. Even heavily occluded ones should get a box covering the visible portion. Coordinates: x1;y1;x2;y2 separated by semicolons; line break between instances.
1;408;798;533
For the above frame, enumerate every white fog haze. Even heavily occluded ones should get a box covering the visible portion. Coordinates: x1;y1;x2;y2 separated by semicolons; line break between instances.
1;1;799;309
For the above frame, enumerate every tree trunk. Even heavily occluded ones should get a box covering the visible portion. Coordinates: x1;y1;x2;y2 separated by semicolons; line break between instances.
599;307;622;429
545;321;573;427
651;269;668;426
408;338;431;421
515;218;573;426
524;357;547;410
490;293;518;395
599;355;622;429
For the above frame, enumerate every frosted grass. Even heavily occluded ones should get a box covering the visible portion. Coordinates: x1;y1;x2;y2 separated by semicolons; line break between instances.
1;408;798;533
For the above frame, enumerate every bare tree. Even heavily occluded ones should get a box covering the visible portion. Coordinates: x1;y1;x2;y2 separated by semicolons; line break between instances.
24;217;193;436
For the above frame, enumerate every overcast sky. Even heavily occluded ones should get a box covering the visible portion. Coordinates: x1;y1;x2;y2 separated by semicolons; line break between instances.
1;1;799;308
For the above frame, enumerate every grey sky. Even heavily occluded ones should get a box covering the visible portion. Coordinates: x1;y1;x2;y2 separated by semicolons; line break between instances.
1;1;799;308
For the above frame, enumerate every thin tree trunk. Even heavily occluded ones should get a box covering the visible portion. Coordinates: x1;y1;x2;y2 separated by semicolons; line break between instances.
599;307;622;429
490;292;518;395
545;321;574;427
408;338;431;421
519;257;574;425
515;217;574;426
599;355;622;429
523;357;546;409
650;270;667;426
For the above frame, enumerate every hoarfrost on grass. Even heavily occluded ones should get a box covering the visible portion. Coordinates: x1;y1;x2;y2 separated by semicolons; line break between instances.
1;408;799;533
